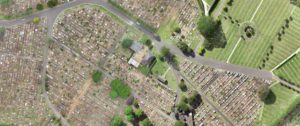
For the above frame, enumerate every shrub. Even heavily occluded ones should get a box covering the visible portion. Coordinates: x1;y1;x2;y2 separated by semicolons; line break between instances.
121;38;133;49
92;70;102;83
110;79;131;99
134;109;144;118
141;118;153;126
47;0;58;8
174;121;185;126
36;3;44;10
124;106;133;115
110;116;125;126
160;46;170;57
32;17;40;24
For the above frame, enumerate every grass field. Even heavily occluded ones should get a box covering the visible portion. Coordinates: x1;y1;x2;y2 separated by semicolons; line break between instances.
165;69;177;90
258;84;300;126
205;0;296;68
274;54;300;86
265;7;300;70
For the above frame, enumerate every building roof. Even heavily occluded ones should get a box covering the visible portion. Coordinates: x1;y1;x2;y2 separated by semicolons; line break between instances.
130;41;143;52
128;58;140;67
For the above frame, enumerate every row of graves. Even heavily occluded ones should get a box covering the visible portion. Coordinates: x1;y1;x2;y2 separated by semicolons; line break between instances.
46;42;124;125
0;0;71;16
52;5;126;66
103;54;177;125
179;60;272;126
113;0;200;30
0;19;52;125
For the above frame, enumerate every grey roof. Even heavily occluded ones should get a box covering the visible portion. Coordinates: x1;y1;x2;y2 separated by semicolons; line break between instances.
130;41;143;52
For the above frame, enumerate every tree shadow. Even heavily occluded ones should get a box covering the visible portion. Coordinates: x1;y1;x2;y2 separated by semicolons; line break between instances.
264;90;276;105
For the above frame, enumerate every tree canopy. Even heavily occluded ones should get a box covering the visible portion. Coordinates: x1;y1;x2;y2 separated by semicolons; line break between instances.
197;16;219;37
124;106;134;115
160;46;170;57
134;109;144;118
174;121;185;126
92;70;102;83
110;116;125;126
141;118;153;126
47;0;58;8
36;4;44;10
110;79;131;99
121;38;133;49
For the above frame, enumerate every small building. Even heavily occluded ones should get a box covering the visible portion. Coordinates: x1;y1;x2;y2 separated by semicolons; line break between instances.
128;41;154;68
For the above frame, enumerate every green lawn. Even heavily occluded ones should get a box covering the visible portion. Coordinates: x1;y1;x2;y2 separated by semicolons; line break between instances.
258;84;300;126
205;0;296;68
151;59;169;76
165;70;177;90
274;54;300;86
265;7;300;70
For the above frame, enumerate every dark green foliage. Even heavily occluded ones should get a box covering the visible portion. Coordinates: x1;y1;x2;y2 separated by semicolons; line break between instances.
160;46;170;57
110;116;125;126
179;80;187;92
109;90;118;99
174;27;181;34
197;16;218;37
36;3;44;10
92;70;102;83
47;0;58;8
145;39;153;49
257;84;270;101
124;106;134;115
174;121;185;126
176;42;193;53
176;101;190;112
121;38;133;49
134;109;144;118
126;114;134;122
110;79;131;99
141;118;153;126
197;16;226;50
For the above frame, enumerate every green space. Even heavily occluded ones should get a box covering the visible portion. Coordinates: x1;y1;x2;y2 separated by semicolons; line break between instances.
92;70;102;83
0;0;11;6
157;18;180;43
109;79;131;99
204;0;296;68
274;54;300;86
258;84;300;126
151;58;169;76
110;116;125;126
264;7;300;70
164;69;177;90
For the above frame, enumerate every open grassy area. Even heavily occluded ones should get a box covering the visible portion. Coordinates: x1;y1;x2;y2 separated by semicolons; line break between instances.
258;84;300;126
205;0;296;68
157;18;180;43
274;54;300;86
265;7;300;70
164;69;177;90
151;58;169;76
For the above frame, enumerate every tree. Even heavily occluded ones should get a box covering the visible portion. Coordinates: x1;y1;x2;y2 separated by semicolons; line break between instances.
160;46;170;57
110;116;124;126
124;106;133;115
134;109;144;118
126;114;134;122
174;121;185;126
36;3;44;10
121;38;133;49
110;79;131;99
47;0;58;8
174;27;181;34
176;101;190;112
176;42;192;53
257;84;270;101
197;16;218;37
32;17;40;24
92;70;102;83
141;118;153;126
179;80;187;92
109;90;118;99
